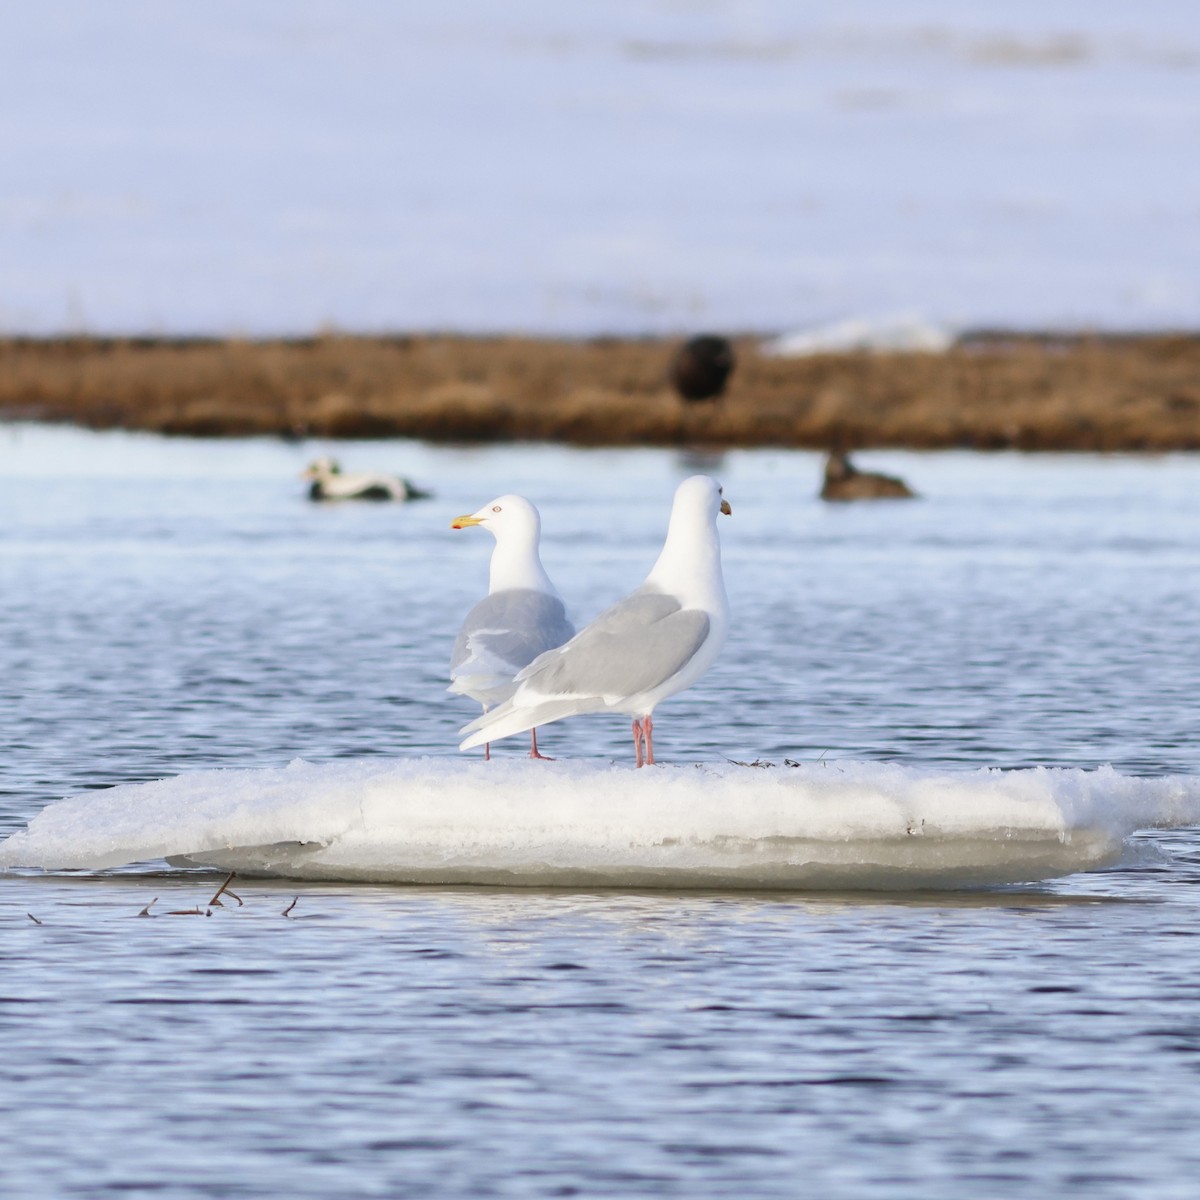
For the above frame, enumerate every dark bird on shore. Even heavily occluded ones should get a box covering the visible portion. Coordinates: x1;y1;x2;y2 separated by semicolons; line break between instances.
670;335;736;403
820;451;916;501
302;457;433;502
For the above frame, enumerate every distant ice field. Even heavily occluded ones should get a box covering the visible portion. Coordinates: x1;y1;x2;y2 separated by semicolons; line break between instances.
2;0;1198;335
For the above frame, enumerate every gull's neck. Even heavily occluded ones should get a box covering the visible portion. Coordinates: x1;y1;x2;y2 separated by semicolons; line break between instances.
644;501;727;613
489;524;557;596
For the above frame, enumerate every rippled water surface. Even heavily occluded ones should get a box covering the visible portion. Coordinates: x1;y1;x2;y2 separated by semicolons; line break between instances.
4;425;1200;1198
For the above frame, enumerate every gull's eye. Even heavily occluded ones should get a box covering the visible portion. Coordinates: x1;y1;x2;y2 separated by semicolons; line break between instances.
492;505;502;513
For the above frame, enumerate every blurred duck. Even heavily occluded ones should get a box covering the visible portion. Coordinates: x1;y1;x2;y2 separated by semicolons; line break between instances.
670;334;736;404
820;451;915;501
302;457;432;502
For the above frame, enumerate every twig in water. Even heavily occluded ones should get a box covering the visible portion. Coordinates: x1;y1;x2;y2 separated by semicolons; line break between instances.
208;871;243;907
165;907;207;916
137;898;158;918
282;897;298;918
27;913;42;925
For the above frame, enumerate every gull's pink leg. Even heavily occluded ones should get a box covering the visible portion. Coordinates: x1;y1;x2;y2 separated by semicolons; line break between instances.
529;727;553;760
632;718;645;768
481;704;491;762
644;714;655;766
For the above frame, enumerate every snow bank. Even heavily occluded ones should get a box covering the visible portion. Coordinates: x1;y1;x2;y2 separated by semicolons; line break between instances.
761;315;957;357
3;758;1198;890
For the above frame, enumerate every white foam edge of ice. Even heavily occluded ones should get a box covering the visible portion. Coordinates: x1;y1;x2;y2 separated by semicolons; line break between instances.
3;757;1199;890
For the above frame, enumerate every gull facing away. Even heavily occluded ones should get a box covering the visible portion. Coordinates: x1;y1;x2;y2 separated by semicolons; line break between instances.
449;495;575;759
460;475;731;767
303;457;432;502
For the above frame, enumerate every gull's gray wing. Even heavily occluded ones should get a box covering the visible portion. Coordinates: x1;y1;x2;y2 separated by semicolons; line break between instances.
451;589;575;679
516;588;710;701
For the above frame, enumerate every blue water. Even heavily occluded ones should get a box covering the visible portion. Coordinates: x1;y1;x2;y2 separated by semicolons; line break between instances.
3;424;1200;1198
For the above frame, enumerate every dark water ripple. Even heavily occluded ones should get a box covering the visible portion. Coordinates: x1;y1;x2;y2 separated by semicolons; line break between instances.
3;429;1200;1197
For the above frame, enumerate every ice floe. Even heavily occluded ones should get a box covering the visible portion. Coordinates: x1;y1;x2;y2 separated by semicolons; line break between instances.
3;758;1199;890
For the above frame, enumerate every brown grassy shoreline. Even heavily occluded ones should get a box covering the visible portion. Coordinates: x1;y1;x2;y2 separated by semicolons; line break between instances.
2;332;1198;451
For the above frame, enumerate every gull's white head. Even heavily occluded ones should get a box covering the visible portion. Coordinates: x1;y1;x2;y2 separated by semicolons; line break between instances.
645;474;732;598
452;494;556;595
450;494;541;539
672;474;732;520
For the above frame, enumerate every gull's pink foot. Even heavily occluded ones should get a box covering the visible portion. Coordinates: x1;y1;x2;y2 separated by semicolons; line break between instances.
529;728;554;760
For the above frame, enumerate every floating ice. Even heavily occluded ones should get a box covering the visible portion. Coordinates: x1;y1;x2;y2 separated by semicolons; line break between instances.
3;758;1199;890
761;315;956;357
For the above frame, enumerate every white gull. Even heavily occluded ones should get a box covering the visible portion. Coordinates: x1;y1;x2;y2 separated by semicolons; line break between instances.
449;494;575;759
